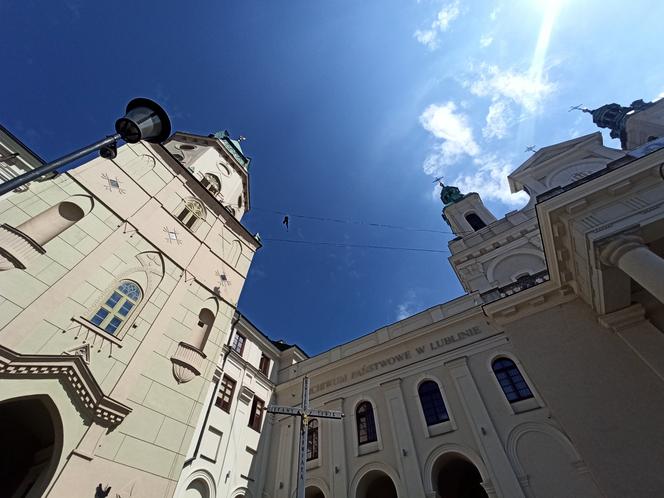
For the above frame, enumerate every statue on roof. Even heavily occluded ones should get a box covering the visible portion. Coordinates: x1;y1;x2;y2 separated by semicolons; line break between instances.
439;182;465;205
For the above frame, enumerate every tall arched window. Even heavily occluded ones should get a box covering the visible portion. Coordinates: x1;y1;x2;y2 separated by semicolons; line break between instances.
90;280;142;335
200;173;221;195
465;212;486;231
492;358;533;403
177;199;206;230
307;419;319;461
418;380;450;426
356;401;377;445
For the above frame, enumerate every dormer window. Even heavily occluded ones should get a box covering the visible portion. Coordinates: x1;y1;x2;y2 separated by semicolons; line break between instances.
200;173;221;196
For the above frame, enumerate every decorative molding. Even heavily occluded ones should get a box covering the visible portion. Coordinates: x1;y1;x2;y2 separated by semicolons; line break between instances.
0;345;131;426
0;223;46;271
597;304;646;332
170;342;206;384
598;234;645;267
63;343;91;364
238;385;255;404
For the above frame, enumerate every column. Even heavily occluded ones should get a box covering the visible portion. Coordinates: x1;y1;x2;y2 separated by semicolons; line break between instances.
325;397;348;498
446;357;525;498
600;235;664;304
381;378;426;497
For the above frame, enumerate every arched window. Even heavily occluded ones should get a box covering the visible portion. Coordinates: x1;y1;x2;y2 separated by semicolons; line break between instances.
356;401;377;445
307;419;319;461
465;212;486;231
200;173;221;195
492;358;533;403
418;380;449;426
237;195;243;209
177;199;205;230
90;280;142;335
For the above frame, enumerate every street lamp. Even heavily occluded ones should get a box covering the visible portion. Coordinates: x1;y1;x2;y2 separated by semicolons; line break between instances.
0;98;171;197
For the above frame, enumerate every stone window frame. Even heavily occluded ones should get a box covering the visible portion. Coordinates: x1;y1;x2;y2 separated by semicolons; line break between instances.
88;280;143;336
352;397;383;456
248;395;265;432
464;211;487;231
200;173;222;197
77;253;164;345
175;197;207;232
486;351;544;415
231;331;246;356
258;354;270;376
306;418;319;462
215;375;237;413
414;375;456;438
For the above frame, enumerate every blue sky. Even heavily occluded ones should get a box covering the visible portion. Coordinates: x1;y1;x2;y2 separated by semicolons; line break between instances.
2;0;663;355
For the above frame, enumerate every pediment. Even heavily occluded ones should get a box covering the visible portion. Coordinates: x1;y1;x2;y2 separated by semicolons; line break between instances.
508;133;624;193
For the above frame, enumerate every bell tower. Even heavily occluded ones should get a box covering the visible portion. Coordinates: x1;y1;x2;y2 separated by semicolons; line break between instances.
583;97;664;150
439;182;497;237
163;130;250;220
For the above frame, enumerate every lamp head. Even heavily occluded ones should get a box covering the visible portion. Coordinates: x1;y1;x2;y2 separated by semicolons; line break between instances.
115;98;171;144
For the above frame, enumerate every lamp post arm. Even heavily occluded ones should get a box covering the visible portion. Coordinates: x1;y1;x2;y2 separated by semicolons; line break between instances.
0;133;122;197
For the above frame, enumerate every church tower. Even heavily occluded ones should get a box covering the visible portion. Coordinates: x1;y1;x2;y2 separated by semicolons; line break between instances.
439;182;497;236
163;130;250;220
583;96;664;150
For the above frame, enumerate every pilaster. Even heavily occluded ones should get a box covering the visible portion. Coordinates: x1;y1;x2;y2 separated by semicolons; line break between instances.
445;356;525;498
380;378;426;497
324;397;348;498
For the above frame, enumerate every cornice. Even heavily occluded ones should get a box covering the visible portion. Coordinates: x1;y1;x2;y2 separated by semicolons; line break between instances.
481;280;576;325
0;345;131;426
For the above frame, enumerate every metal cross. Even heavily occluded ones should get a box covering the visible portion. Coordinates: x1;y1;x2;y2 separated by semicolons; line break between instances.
267;376;343;498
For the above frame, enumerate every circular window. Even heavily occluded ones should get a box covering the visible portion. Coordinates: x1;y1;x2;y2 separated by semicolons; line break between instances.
180;144;196;151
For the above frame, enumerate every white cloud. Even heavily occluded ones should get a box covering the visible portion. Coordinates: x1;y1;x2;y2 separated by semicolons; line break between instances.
414;1;461;50
483;100;512;139
419;102;480;176
434;1;461;30
414;29;439;50
479;34;493;48
489;6;501;21
467;64;555;113
656;90;664;101
396;290;419;320
453;155;529;206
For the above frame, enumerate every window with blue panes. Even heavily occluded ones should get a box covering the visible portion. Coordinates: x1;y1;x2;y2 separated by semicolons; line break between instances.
418;380;450;426
90;281;142;335
492;358;534;403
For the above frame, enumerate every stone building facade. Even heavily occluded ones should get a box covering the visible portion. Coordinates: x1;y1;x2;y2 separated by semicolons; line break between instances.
254;98;664;498
0;129;269;498
1;96;664;498
0;124;45;198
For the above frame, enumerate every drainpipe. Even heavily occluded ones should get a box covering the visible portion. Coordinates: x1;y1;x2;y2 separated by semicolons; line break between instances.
184;310;241;466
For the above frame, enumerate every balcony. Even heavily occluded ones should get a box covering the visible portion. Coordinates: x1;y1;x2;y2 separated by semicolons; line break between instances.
481;270;550;303
0;223;45;271
171;342;207;384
